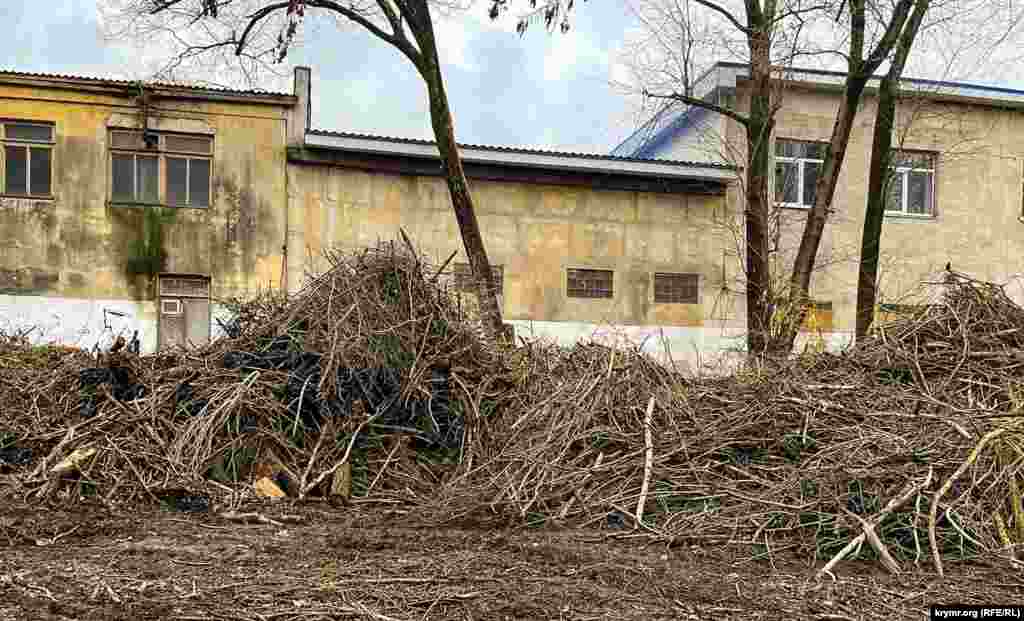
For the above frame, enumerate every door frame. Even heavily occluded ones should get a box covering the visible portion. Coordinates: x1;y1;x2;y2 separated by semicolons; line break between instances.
156;272;212;350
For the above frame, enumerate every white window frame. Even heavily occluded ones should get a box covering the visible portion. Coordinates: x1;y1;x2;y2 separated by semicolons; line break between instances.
885;151;936;217
109;130;213;208
1;121;55;198
161;299;182;315
773;138;825;209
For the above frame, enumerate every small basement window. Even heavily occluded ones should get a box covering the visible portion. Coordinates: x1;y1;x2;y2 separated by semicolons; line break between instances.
567;268;613;299
653;272;699;304
2;121;54;197
453;263;503;296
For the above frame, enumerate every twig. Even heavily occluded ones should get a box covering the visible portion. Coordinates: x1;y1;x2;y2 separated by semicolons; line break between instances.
931;426;1011;577
220;510;283;527
301;409;383;498
635;396;655;529
818;467;933;578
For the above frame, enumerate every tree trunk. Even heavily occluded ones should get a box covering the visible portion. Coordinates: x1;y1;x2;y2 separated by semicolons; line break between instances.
855;0;928;339
771;78;870;354
744;32;775;357
855;82;896;339
410;6;506;343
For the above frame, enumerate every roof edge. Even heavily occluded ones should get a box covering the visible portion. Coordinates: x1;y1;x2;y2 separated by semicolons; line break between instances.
0;70;296;105
306;129;735;178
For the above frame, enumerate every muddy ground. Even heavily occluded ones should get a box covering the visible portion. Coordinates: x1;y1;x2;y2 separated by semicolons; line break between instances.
1;500;1021;621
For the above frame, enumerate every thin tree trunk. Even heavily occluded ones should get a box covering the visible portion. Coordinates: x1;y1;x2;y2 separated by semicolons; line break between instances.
856;0;928;339
408;0;506;343
744;31;775;357
769;0;917;355
855;85;896;339
773;78;870;354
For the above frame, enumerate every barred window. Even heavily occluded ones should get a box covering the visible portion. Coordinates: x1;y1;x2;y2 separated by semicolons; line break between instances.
110;130;212;208
653;272;699;304
2;121;54;197
567;268;613;299
453;263;503;295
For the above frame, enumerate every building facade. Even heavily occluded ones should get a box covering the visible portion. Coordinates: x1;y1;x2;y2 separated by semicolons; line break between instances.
1;67;741;369
614;63;1024;349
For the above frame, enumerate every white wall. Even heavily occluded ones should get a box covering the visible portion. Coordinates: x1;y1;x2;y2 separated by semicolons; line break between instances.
507;319;853;376
0;295;157;353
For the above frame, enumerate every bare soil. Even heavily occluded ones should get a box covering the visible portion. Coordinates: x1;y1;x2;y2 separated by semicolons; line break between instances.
1;500;1021;621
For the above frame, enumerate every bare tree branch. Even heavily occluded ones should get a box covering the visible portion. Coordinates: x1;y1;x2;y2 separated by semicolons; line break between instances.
643;89;751;126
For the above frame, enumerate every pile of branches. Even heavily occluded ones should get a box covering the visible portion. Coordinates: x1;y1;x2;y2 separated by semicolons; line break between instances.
435;272;1024;573
0;238;510;506
3;237;1024;573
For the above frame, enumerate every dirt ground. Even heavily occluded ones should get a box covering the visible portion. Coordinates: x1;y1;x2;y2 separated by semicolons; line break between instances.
1;499;1022;621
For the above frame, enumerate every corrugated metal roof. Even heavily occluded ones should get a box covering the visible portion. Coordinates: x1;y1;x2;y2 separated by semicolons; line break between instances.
0;68;293;98
307;128;736;170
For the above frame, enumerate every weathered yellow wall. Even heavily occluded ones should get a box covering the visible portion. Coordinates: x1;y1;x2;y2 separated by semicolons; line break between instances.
287;164;734;328
719;84;1024;333
0;82;289;304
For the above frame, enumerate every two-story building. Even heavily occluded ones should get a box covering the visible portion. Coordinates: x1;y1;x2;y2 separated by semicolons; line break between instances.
0;67;738;369
614;62;1024;349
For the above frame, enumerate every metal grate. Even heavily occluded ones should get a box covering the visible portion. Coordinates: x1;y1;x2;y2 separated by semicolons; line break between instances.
453;263;503;295
567;268;613;299
159;275;210;298
653;273;699;304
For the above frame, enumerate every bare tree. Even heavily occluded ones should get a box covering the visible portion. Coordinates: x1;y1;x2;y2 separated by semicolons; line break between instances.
100;0;509;342
601;0;834;357
608;0;1012;357
854;0;928;339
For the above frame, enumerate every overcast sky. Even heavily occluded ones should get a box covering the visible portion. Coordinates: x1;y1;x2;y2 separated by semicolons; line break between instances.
2;0;643;154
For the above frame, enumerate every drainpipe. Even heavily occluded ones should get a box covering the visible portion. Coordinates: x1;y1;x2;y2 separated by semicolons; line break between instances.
285;66;312;294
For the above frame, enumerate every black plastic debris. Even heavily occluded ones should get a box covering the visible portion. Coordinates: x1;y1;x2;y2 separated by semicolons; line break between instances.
0;446;32;471
158;490;211;513
173;381;208;417
607;510;626;530
78;367;147;403
219;333;464;451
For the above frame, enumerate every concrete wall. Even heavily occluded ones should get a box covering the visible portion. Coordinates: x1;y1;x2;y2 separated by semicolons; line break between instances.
286;163;744;371
0;80;291;351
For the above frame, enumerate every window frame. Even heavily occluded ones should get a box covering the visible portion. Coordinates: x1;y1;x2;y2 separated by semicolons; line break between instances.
566;268;614;300
884;150;936;218
108;130;213;209
0;120;55;199
773;138;826;209
653;272;700;305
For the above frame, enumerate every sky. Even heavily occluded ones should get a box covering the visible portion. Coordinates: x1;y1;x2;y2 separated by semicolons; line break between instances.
0;0;645;154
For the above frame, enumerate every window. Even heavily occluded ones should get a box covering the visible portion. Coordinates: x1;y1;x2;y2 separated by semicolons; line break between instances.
453;263;503;295
885;151;934;216
2;121;53;197
110;130;212;207
774;139;825;208
567;268;613;299
653;273;699;304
